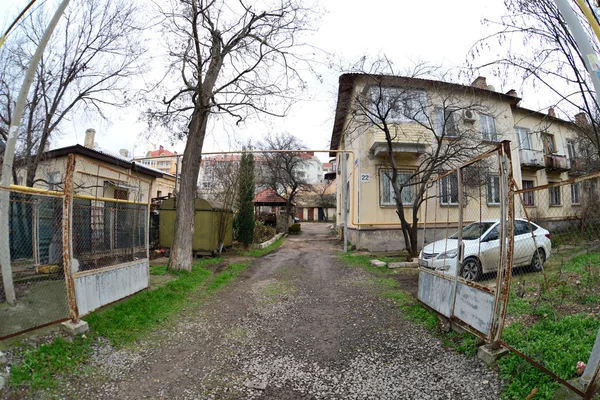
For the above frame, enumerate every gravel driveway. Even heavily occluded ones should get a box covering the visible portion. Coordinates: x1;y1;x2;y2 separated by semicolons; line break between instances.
54;223;501;399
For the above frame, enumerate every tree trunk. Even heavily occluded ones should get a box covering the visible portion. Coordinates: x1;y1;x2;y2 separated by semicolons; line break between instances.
168;108;208;271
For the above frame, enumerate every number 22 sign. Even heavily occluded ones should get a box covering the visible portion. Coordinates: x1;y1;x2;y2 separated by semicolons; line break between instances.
360;174;370;183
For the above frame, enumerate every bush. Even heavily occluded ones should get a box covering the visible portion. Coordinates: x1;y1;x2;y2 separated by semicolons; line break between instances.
288;223;301;234
253;220;276;243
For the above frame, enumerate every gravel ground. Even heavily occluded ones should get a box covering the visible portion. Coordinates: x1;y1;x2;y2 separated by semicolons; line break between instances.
6;223;502;399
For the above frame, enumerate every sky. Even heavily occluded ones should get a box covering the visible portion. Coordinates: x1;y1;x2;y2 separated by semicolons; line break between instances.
0;0;539;162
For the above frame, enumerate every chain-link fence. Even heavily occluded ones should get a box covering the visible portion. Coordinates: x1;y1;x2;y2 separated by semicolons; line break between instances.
0;153;152;338
497;173;600;398
0;187;70;338
419;144;509;342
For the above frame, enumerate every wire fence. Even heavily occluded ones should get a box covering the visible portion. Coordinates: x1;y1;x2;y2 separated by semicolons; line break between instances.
0;153;151;339
0;188;69;338
497;173;600;398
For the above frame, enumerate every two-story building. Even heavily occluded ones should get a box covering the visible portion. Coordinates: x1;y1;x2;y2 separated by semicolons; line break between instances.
330;73;590;252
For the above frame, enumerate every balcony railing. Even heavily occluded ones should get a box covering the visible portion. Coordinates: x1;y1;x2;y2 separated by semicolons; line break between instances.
370;128;427;157
519;149;545;170
544;154;570;172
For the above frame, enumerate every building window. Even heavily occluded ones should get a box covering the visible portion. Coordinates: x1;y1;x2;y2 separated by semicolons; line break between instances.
380;170;414;206
370;87;427;123
549;185;561;206
487;176;501;205
566;139;577;160
480;114;497;141
522;180;535;206
47;171;61;191
434;107;457;137
440;173;459;205
542;133;556;155
571;183;581;205
515;127;532;150
157;190;162;198
114;189;128;200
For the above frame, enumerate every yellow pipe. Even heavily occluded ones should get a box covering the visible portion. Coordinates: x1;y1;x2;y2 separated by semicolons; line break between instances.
73;193;147;205
575;0;600;44
8;184;63;197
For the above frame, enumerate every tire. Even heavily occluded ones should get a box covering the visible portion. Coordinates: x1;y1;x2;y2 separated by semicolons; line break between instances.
531;248;546;272
461;257;483;281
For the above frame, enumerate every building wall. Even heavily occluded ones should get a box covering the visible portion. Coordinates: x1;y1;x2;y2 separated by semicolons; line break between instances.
333;77;583;252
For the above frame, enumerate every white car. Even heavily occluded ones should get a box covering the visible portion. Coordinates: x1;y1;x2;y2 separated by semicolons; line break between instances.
419;219;552;281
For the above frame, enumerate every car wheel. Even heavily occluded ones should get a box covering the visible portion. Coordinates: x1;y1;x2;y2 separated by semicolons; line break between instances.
461;257;482;281
531;248;545;272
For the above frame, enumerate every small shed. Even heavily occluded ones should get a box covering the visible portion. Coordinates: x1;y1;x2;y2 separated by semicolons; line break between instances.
159;198;233;253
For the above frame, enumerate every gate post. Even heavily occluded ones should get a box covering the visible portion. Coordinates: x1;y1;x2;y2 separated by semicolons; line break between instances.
491;141;514;348
62;154;79;321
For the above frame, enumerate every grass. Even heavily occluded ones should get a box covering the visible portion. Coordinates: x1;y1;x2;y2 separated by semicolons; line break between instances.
8;257;247;392
236;236;285;257
498;314;600;399
338;252;480;357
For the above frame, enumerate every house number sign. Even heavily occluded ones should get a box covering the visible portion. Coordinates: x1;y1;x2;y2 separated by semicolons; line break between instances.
360;174;370;182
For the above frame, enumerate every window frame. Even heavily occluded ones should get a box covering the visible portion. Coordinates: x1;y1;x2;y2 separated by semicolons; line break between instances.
566;139;577;160
549;185;561;206
542;133;556;155
434;107;458;137
47;171;61;191
369;87;428;123
440;173;459;206
480;114;498;142
379;169;415;207
571;182;581;205
515;127;532;150
487;175;501;205
522;180;535;206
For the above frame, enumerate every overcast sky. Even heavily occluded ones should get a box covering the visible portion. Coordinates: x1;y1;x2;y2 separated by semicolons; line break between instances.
1;0;541;161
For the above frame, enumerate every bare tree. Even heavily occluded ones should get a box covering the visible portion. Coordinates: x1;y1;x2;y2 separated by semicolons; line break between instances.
346;61;500;259
258;132;310;232
469;0;600;158
146;0;314;271
0;0;145;187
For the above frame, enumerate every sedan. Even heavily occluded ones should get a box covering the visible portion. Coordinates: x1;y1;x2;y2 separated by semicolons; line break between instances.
418;219;552;281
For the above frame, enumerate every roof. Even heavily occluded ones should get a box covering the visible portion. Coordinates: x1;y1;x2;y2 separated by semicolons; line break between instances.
329;73;523;156
254;187;295;205
512;105;576;127
39;144;164;178
147;147;176;157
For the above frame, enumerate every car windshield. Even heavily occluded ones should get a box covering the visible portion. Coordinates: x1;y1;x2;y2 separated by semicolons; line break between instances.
449;222;496;240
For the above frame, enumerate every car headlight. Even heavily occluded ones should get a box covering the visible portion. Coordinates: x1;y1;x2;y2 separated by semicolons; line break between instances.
437;249;458;259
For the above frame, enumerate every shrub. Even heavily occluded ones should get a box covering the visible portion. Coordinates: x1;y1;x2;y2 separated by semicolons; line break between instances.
288;223;301;234
253;220;276;243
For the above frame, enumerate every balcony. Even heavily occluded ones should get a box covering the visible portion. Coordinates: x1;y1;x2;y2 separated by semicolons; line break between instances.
544;154;570;172
369;129;427;158
519;149;545;170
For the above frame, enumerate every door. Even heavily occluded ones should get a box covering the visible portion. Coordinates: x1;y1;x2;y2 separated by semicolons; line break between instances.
479;224;501;273
513;220;535;266
307;208;314;221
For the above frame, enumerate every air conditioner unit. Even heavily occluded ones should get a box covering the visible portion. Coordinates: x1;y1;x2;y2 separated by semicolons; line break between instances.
463;109;477;123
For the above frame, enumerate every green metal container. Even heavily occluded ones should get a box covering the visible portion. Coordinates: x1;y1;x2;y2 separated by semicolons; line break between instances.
159;198;233;253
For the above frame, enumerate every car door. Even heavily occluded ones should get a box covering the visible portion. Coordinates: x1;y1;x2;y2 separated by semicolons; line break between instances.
513;220;535;266
479;224;500;273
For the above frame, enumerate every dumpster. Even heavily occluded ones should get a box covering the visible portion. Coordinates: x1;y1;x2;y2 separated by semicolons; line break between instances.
159;198;233;254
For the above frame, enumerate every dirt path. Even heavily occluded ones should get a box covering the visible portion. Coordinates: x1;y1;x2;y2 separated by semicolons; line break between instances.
59;223;501;399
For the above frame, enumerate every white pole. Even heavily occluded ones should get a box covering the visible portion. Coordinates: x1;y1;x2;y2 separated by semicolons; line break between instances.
0;0;72;305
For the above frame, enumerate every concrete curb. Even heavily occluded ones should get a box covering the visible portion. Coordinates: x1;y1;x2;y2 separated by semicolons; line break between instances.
252;233;285;250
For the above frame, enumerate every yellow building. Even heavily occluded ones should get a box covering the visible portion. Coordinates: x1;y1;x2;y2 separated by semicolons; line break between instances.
136;145;180;176
329;74;588;251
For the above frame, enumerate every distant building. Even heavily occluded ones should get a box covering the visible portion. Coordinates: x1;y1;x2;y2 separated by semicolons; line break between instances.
135;145;179;176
